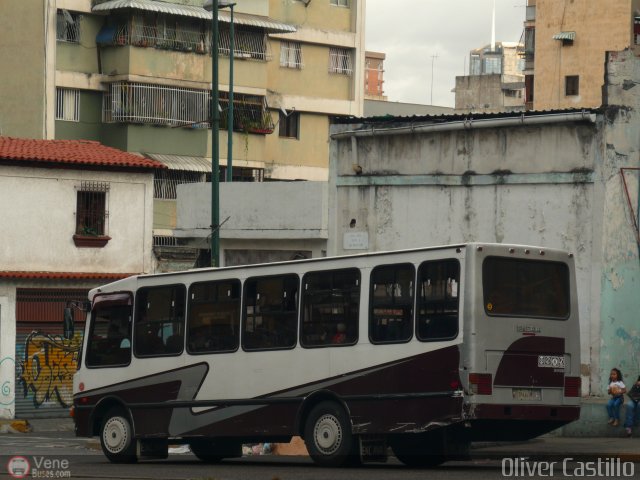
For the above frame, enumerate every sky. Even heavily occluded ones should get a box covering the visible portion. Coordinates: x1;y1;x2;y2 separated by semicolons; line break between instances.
365;0;526;107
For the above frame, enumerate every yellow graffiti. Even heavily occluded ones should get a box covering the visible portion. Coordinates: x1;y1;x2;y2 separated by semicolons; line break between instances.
19;332;82;408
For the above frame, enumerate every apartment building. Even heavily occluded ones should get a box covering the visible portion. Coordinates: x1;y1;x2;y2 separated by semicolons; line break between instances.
0;0;365;269
364;51;386;100
522;0;640;110
454;41;525;113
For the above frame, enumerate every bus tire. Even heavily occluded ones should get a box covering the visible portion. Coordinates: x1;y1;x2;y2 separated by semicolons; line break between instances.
303;401;353;467
100;407;137;463
389;433;446;468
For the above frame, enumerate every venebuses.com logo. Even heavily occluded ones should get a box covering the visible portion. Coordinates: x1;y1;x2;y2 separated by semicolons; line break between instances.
7;456;30;479
6;455;71;479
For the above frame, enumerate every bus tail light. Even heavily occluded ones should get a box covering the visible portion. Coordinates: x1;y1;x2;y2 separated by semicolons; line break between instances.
564;376;581;397
469;373;493;395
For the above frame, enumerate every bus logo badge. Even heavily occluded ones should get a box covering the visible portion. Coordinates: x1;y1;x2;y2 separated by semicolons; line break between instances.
538;355;565;369
517;325;541;334
7;456;30;479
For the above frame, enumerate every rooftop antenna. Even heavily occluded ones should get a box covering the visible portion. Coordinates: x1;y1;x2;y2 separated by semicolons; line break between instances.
491;0;496;51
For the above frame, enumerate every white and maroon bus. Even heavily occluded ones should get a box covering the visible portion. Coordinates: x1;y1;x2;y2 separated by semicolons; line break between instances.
70;243;581;467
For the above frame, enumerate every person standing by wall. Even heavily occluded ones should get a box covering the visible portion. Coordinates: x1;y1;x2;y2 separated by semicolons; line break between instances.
607;368;626;427
624;375;640;437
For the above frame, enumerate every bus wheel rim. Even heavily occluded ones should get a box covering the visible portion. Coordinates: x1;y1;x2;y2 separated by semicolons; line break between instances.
313;414;342;455
103;417;129;453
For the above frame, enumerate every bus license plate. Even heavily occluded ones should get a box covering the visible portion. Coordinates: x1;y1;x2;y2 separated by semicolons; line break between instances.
512;388;542;401
538;355;565;369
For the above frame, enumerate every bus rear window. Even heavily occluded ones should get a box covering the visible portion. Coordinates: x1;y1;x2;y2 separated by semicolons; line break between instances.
483;257;570;319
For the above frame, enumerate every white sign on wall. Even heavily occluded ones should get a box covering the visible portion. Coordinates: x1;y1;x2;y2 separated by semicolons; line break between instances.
343;231;369;250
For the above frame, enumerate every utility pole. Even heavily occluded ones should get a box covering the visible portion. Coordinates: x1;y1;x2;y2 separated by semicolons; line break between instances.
430;53;438;105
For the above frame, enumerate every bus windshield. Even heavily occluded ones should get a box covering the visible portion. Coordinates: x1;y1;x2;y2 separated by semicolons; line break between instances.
482;257;569;319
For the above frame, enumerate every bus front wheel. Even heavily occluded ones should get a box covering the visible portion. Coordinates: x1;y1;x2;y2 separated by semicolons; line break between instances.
303;401;353;467
100;407;137;463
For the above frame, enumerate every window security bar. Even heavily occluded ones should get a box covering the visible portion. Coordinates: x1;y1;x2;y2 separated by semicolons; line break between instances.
329;47;353;76
280;41;303;69
56;10;80;43
219;28;271;61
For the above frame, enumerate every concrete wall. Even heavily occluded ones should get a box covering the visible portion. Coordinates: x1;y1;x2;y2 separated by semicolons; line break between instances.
0;0;50;138
175;181;328;264
0;166;155;274
328;118;600;395
328;51;640;396
455;74;525;112
597;49;640;389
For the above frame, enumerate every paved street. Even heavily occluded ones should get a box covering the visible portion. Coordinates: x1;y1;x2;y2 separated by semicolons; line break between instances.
1;431;640;480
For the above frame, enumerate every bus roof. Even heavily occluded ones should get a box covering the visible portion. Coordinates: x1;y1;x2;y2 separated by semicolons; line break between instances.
89;242;573;299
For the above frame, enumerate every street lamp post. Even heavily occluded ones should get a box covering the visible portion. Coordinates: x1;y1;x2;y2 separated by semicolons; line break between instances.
226;3;235;183
204;0;235;267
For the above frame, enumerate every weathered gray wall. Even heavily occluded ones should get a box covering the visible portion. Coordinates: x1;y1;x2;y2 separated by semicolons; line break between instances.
328;118;600;393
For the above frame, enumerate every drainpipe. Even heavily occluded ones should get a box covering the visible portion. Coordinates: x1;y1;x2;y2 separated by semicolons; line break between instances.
331;111;597;140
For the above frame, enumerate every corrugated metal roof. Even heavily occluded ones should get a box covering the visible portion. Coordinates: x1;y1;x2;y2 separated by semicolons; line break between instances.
332;108;600;125
553;31;576;41
144;153;211;172
0;271;135;280
92;0;297;33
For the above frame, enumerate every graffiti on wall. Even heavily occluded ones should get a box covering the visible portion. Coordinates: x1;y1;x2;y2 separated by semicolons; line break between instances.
0;356;15;406
17;332;82;408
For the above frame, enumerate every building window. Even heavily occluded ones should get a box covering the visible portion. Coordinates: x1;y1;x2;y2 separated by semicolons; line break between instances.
279;111;299;139
56;88;80;122
483;56;502;74
470;54;481;75
330;0;349;6
329;47;353;75
75;181;109;237
280;41;303;69
220;27;271;61
56;10;80;43
565;75;579;96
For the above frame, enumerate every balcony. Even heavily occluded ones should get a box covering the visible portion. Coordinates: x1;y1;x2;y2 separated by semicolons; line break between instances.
102;82;274;134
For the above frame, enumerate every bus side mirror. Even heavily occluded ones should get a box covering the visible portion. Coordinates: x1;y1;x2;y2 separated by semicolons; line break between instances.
63;307;75;339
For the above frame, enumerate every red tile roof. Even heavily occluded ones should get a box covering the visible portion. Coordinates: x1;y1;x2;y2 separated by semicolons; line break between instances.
0;271;136;280
0;136;165;170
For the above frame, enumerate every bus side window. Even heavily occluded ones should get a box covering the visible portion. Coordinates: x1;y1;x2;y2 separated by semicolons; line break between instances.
417;259;460;341
134;284;186;357
242;274;299;351
301;268;360;348
369;263;414;344
187;280;240;354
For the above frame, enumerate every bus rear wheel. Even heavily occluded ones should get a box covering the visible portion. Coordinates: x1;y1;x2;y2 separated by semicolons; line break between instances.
189;439;241;463
303;401;353;467
100;407;137;463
